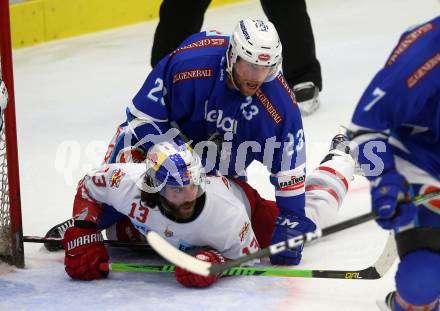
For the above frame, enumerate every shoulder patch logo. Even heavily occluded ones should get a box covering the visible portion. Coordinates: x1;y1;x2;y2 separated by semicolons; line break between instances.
406;52;440;88
276;74;297;106
172;38;227;56
387;22;434;66
110;169;126;188
173;69;213;84
239;222;250;242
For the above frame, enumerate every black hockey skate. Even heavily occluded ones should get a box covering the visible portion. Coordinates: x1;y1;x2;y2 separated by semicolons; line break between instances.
43;218;74;251
293;81;320;116
320;133;351;164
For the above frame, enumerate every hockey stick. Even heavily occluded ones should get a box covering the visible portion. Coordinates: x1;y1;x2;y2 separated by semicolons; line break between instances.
100;232;396;279
23;236;155;252
146;189;440;277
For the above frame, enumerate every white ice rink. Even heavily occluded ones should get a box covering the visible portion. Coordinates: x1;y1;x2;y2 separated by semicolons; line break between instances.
1;0;438;310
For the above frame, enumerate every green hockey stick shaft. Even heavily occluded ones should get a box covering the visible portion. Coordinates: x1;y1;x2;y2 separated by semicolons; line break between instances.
99;233;397;280
99;261;380;280
145;189;439;276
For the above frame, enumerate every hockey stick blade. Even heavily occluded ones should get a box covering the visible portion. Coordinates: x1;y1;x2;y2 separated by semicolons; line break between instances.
147;189;439;277
146;231;211;276
103;233;396;279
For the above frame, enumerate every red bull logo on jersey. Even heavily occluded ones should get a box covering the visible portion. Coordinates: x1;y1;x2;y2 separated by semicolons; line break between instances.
406;52;440;88
110;169;126;188
173;69;213;84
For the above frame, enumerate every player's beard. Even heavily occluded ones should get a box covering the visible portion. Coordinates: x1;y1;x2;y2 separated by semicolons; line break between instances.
229;68;266;97
235;79;263;96
160;197;197;220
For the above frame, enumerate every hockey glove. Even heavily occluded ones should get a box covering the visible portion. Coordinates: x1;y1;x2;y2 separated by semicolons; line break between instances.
270;212;316;265
371;170;417;230
175;250;225;288
62;225;109;281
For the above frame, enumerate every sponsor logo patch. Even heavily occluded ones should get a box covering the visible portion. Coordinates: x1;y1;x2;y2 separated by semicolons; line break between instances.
164;226;174;238
387;22;434;66
276;74;297;105
255;89;283;124
258;54;271;61
239;222;250;242
278;174;306;191
406;52;440;88
110;169;126;188
172;38;227;56
173;69;213;84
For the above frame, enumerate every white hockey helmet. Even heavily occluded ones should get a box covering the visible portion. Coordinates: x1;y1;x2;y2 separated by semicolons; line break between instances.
140;141;206;197
227;19;282;82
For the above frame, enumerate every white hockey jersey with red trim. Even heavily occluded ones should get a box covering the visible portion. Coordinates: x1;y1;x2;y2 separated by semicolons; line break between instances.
78;163;260;260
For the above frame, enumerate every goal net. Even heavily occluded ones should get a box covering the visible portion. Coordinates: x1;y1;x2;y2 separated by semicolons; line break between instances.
0;0;25;268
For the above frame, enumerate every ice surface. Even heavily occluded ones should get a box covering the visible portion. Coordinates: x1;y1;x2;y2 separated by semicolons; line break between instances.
1;0;438;310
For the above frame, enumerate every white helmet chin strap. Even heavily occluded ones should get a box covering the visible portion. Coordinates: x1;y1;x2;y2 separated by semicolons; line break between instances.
226;46;241;91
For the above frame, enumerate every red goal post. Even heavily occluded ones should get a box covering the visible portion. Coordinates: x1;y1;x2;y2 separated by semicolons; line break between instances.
0;0;25;268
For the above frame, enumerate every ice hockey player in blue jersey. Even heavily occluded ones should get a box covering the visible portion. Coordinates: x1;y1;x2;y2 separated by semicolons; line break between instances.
348;15;440;311
103;19;315;266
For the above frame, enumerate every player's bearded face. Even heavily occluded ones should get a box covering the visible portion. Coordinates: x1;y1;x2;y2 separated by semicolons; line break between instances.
161;184;198;219
232;58;273;96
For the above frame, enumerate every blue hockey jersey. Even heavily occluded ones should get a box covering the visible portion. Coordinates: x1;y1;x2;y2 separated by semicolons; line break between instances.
125;31;307;217
350;16;440;183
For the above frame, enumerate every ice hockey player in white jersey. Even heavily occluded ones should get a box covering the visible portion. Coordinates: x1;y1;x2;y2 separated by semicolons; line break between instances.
59;135;355;287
